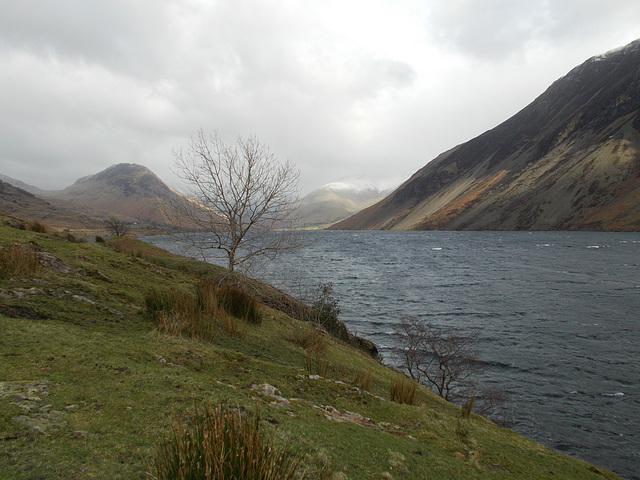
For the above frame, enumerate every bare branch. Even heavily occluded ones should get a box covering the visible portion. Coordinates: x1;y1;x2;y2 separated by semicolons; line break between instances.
105;215;130;237
165;130;304;276
395;316;480;401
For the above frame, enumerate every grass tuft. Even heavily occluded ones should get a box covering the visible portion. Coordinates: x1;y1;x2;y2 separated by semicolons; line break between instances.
217;285;262;325
461;393;475;419
288;324;329;357
390;376;418;405
0;243;39;279
145;288;216;341
148;402;304;480
352;369;373;391
305;354;329;377
26;220;47;233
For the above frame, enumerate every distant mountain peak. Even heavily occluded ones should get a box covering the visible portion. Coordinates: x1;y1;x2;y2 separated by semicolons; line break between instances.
298;176;398;228
74;163;152;185
38;163;182;227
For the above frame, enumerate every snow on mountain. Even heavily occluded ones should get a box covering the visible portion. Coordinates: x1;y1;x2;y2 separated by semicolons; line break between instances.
321;176;399;194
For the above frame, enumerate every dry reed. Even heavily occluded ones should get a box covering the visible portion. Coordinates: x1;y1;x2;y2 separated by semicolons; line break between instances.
148;402;304;480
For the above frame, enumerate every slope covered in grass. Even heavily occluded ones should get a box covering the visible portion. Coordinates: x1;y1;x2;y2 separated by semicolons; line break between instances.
0;213;623;479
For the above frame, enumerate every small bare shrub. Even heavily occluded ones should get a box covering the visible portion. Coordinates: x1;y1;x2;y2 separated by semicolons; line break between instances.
390;377;418;405
471;387;512;425
105;215;129;237
395;316;480;401
0;244;39;279
148;402;303;480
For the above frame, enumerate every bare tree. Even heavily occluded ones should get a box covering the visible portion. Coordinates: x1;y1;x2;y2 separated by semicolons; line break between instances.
395;316;480;401
166;130;303;275
105;215;130;237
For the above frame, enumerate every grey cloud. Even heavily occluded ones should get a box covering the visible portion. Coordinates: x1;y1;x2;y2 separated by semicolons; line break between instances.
426;0;640;61
427;0;551;60
0;1;187;80
1;0;639;194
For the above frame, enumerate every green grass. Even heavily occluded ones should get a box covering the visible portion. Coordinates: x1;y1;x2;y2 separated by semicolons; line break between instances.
0;214;625;479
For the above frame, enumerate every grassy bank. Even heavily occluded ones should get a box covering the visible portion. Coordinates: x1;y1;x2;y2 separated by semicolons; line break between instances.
0;214;622;479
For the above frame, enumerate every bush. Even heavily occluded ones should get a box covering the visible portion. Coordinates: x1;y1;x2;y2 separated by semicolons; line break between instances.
390;377;418;405
0;244;39;279
306;283;349;341
54;231;85;243
148;403;303;480
26;220;47;233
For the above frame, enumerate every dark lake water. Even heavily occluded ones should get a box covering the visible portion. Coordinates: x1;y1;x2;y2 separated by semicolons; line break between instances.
144;230;640;479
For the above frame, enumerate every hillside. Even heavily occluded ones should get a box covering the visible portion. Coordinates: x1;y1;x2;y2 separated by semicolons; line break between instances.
0;174;48;197
0;212;625;478
332;39;640;231
299;178;395;228
41;163;183;228
0;180;98;231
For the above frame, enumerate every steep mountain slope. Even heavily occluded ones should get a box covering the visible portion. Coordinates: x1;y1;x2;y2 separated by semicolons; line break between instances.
298;177;395;228
0;180;97;229
0;174;48;197
332;39;640;231
42;163;182;227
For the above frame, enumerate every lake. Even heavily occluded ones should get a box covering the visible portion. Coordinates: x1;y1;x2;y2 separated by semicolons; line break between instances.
144;230;640;479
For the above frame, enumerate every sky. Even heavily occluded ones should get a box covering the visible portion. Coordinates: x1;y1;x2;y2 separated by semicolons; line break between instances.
1;1;639;196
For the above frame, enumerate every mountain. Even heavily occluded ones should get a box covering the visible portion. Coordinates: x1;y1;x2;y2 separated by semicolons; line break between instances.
41;163;182;227
332;39;640;231
0;180;97;229
0;174;48;196
298;177;396;228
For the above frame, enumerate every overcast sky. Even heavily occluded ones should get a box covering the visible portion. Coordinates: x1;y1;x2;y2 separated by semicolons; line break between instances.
1;1;639;195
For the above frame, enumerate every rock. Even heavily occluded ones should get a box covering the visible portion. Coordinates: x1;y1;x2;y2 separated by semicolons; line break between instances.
253;383;280;396
251;383;291;407
0;381;67;435
36;251;74;273
71;294;95;305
